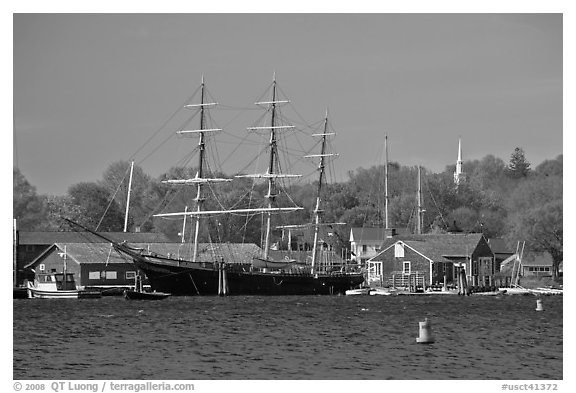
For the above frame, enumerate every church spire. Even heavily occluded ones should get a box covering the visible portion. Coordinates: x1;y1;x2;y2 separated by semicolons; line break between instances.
454;137;466;186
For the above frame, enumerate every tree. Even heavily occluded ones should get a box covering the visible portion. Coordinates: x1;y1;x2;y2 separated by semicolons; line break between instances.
100;161;155;232
535;154;562;178
447;207;479;233
43;195;85;231
509;201;562;280
68;182;124;231
469;154;508;192
506;147;531;178
506;176;562;281
13;168;47;230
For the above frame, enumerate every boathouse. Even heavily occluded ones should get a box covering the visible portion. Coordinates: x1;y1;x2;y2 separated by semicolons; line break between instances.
15;231;171;286
518;251;555;278
367;233;495;290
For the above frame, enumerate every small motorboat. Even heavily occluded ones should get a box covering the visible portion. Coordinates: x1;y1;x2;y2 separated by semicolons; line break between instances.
27;273;101;299
123;289;171;300
345;287;372;296
123;273;170;300
369;287;393;296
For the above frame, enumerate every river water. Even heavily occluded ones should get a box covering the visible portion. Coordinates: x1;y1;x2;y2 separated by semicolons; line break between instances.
13;294;562;380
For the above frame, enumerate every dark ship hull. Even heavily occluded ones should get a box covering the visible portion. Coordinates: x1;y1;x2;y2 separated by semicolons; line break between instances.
131;253;364;296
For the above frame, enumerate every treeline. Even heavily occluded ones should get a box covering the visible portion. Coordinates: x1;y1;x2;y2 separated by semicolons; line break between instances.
13;148;563;278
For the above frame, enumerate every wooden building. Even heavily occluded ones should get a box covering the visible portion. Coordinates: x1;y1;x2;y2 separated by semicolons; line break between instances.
367;233;495;290
519;251;555;278
15;231;171;286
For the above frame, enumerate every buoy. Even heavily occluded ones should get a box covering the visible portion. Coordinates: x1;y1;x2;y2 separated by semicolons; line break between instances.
416;318;435;344
536;298;544;311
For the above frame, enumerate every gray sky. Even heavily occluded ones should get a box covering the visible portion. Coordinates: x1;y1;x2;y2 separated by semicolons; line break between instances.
13;13;563;196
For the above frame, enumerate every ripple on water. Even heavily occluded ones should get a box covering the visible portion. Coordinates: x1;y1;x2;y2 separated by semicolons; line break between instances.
13;295;562;379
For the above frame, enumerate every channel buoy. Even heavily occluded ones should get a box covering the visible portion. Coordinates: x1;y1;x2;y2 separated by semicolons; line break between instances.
536;298;544;311
416;318;435;344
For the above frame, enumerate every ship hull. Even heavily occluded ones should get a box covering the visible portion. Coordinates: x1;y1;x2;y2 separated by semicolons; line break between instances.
131;254;364;296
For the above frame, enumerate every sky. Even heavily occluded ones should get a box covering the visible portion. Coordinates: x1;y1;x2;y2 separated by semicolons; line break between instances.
12;11;564;196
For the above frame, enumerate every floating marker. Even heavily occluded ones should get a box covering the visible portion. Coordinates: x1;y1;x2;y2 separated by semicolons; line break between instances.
536;298;544;311
416;318;435;344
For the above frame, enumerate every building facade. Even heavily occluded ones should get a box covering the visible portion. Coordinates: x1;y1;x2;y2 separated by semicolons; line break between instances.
368;233;495;289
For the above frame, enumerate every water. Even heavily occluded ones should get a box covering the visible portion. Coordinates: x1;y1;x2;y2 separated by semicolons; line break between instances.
13;295;562;380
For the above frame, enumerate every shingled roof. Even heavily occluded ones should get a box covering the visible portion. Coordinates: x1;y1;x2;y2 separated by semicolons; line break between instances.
18;231;171;245
371;233;490;263
25;242;262;268
349;227;387;242
488;238;514;255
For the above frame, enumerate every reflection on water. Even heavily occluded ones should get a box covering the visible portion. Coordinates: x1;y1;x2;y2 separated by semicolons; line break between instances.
13;295;562;379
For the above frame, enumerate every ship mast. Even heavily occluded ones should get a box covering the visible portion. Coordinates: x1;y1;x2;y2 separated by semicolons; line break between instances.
263;77;279;259
240;74;304;260
156;75;304;261
154;76;230;262
309;110;335;274
192;76;208;262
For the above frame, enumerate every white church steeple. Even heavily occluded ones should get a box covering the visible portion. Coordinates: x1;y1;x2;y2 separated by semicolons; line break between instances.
454;137;466;186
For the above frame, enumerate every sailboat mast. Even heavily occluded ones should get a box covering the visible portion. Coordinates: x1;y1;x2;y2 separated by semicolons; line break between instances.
13;219;18;287
384;134;389;229
263;77;278;259
63;245;67;289
192;77;207;262
417;165;422;235
310;111;330;274
123;161;134;233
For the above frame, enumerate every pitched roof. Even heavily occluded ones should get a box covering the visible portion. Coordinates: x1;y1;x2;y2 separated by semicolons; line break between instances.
371;233;489;262
350;227;387;242
520;251;554;267
25;242;262;267
267;249;346;264
18;231;171;245
488;238;514;254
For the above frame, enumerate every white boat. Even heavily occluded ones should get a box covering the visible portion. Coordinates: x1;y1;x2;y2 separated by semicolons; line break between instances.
27;273;100;299
27;273;78;298
530;287;563;296
498;286;533;295
345;288;372;296
369;287;394;296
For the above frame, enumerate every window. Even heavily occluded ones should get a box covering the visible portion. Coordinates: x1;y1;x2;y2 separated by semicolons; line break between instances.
126;271;137;280
395;243;404;258
403;261;411;274
39;264;45;272
105;271;117;280
368;262;382;276
362;244;367;253
88;271;100;280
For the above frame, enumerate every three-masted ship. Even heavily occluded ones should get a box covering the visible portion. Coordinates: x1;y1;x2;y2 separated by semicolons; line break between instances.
68;76;364;295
